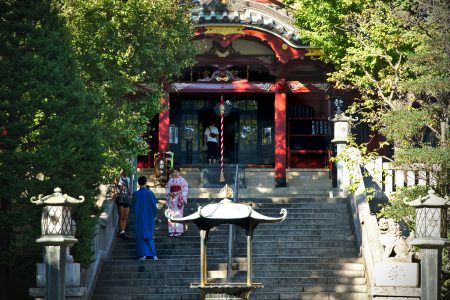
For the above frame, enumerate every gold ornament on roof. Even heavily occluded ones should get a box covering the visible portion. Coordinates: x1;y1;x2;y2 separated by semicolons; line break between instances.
205;26;244;35
218;184;234;199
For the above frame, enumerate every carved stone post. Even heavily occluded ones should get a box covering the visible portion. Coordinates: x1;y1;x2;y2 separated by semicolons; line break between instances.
330;113;357;191
30;187;84;300
405;189;450;300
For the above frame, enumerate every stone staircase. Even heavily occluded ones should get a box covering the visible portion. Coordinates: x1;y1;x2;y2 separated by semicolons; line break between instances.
91;195;369;300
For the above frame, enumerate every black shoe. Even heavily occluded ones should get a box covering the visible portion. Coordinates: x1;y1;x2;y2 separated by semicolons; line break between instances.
119;232;130;239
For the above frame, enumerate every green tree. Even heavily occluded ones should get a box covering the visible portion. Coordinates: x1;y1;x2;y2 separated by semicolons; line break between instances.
389;0;450;194
0;0;104;298
286;0;449;194
287;0;449;296
0;1;198;298
62;0;198;173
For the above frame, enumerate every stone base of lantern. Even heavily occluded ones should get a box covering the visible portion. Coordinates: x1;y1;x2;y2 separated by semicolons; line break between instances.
29;287;86;300
36;262;81;286
29;262;85;300
191;283;263;300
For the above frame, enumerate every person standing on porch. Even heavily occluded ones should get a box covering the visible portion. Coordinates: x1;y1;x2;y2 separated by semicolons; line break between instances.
132;176;158;260
165;166;189;237
204;121;219;164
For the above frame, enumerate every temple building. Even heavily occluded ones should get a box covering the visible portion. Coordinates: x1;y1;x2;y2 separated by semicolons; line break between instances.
139;0;364;186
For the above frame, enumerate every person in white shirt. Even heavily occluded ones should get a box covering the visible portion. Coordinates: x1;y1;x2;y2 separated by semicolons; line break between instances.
204;121;219;164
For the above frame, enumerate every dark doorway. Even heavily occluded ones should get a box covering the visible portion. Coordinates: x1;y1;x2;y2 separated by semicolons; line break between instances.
169;93;274;166
199;109;238;164
223;111;238;163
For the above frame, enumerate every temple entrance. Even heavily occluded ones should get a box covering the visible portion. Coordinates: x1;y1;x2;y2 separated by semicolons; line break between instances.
169;94;274;166
224;111;238;163
199;109;238;164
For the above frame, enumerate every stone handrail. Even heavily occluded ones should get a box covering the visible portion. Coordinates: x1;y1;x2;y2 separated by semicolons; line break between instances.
364;158;441;198
346;155;421;298
81;196;118;300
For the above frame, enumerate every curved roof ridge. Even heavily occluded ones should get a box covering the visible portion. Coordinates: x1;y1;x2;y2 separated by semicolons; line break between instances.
192;0;305;47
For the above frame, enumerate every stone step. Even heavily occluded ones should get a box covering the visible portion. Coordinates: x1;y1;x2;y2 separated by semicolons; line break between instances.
106;256;364;265
111;248;359;258
101;262;364;273
216;262;365;272
151;188;340;198
99;269;365;281
114;234;357;245
127;224;353;231
151;228;353;235
152;213;352;221
91;294;200;300
287;179;332;187
181;203;349;210
95;276;367;287
93;283;367;295
92;293;370;300
240;197;345;203
113;240;357;251
92;193;367;300
251;292;370;300
171;196;346;203
152;209;349;218
154;197;348;205
123;238;353;248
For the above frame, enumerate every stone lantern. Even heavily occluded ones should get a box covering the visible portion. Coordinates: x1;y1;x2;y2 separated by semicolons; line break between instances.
405;189;450;300
30;187;84;300
329;113;357;190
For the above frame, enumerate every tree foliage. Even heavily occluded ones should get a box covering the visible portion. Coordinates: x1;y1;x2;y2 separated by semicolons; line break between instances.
287;1;449;295
287;0;449;194
0;0;197;297
0;1;104;293
62;0;198;174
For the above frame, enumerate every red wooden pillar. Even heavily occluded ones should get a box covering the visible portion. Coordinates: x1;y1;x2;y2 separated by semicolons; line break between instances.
274;82;287;187
158;95;170;153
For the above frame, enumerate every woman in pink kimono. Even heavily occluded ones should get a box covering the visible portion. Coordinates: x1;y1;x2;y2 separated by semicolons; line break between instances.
165;166;189;237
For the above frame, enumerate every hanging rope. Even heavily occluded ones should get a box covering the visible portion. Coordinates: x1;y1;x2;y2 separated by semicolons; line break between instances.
219;94;225;182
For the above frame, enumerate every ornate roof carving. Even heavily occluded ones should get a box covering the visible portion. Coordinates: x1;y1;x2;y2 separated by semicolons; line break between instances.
192;0;305;47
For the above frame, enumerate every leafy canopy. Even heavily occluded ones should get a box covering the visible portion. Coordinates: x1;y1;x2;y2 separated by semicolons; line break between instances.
63;0;198;175
0;1;198;292
287;0;449;194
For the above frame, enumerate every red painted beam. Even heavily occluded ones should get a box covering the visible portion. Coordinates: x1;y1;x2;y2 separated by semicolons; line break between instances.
242;29;305;63
158;95;170;153
274;84;287;187
169;81;276;93
167;81;331;93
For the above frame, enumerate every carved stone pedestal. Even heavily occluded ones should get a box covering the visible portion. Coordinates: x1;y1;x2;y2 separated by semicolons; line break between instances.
191;283;263;300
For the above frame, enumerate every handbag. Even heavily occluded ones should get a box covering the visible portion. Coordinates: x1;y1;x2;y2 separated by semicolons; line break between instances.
208;126;217;138
116;194;131;206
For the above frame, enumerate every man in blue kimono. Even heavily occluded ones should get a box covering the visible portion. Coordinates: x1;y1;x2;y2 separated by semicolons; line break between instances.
132;176;158;260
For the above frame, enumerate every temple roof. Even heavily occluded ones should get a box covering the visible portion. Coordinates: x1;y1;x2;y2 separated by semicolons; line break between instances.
166;198;287;230
192;0;304;47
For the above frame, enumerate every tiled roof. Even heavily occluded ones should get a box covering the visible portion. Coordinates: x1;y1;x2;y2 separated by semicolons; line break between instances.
192;0;305;47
